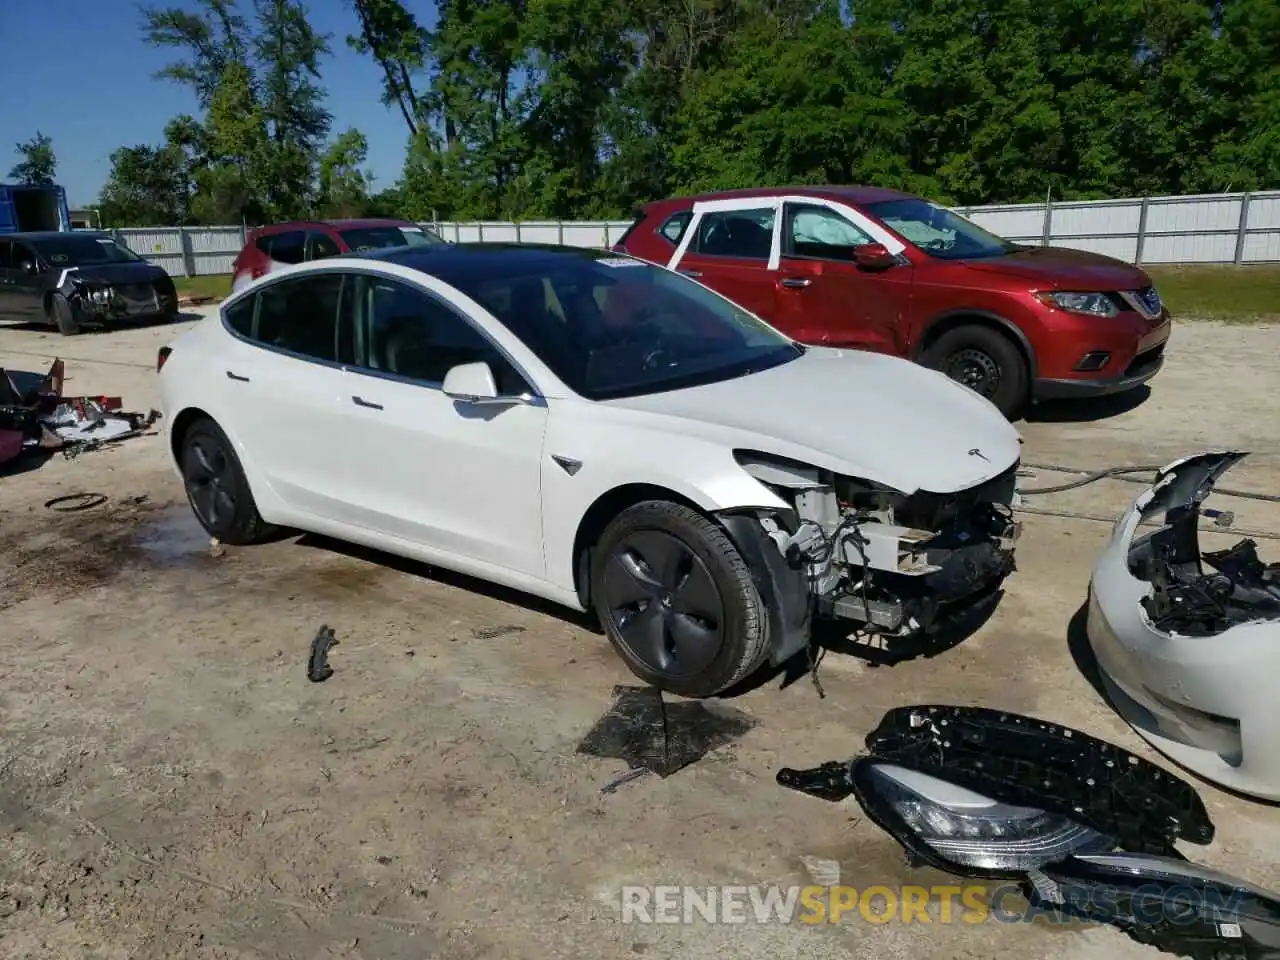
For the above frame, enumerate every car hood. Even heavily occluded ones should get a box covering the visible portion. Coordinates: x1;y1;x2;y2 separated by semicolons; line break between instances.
601;347;1021;495
960;246;1150;291
61;261;170;287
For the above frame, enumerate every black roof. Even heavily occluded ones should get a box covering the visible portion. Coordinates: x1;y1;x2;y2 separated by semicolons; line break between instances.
5;230;110;241
360;242;615;275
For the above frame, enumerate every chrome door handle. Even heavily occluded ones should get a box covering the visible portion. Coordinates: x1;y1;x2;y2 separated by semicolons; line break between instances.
225;370;250;382
779;277;811;288
678;268;702;278
352;395;383;410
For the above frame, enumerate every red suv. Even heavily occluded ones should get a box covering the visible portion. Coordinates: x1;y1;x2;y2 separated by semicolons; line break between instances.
231;218;444;294
614;187;1172;418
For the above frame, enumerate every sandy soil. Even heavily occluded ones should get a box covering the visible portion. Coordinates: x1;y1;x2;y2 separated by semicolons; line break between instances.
2;312;1279;960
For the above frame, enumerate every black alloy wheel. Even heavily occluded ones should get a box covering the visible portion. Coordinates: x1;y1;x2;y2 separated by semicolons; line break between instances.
590;500;768;698
179;417;273;545
602;529;726;680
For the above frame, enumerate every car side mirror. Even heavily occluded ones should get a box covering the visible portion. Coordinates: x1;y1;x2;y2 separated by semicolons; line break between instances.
853;243;897;270
442;361;503;404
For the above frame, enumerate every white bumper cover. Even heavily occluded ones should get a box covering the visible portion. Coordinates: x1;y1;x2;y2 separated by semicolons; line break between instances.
1086;451;1280;800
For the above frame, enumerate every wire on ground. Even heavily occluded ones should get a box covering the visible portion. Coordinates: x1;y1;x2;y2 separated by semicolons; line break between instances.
1013;460;1280;541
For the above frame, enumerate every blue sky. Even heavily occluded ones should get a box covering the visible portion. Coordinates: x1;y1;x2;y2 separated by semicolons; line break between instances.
0;0;425;206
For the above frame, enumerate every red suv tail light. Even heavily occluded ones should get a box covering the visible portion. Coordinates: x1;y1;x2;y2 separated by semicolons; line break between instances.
157;346;172;372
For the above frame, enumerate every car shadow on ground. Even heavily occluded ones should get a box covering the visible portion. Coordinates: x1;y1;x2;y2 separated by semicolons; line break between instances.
292;531;598;630
1023;385;1151;423
0;312;204;335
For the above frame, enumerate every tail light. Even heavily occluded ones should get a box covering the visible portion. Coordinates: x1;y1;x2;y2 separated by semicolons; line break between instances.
157;346;172;372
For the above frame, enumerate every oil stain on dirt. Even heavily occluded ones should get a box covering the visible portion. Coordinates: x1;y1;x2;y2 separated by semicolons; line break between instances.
0;498;214;612
578;684;758;778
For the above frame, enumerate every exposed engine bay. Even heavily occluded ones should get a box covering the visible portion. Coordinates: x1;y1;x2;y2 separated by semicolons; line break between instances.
735;451;1021;637
1127;452;1280;637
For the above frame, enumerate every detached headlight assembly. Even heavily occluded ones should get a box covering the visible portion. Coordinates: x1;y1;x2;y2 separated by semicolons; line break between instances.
853;761;1114;876
1035;291;1119;317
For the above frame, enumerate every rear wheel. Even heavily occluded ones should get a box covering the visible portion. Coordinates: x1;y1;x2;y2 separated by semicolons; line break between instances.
590;500;768;698
925;324;1028;419
180;417;273;545
47;294;81;335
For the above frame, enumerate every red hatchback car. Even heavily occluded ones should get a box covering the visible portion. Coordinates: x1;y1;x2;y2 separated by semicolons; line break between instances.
614;187;1172;418
231;218;444;294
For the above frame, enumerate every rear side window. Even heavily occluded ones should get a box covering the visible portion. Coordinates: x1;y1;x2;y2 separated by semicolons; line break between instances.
252;274;345;362
224;296;254;337
660;212;692;244
267;230;306;265
694;208;775;260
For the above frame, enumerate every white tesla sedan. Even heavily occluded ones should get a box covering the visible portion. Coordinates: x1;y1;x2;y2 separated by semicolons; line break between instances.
157;244;1022;697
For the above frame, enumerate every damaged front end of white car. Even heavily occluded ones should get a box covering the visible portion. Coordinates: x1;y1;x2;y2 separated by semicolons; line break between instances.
1087;451;1280;801
721;450;1022;664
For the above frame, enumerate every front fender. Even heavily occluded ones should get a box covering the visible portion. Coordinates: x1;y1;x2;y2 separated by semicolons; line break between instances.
540;410;789;595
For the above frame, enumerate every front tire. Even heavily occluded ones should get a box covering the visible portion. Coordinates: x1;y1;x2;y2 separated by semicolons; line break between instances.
47;294;81;335
590;500;768;698
179;417;273;545
925;324;1029;419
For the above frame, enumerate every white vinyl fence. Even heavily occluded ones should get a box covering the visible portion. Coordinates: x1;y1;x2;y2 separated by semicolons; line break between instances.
105;189;1280;277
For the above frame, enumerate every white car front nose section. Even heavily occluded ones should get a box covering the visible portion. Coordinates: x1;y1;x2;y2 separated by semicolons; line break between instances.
1086;451;1280;801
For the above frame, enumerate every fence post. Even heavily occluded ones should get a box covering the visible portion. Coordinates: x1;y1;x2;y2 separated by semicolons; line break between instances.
515;221;523;243
178;226;194;277
477;222;484;242
1134;197;1150;265
1041;198;1053;247
557;220;565;246
1233;193;1252;265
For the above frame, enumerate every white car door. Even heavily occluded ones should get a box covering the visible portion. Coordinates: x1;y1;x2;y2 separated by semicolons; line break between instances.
216;272;353;518
335;272;549;578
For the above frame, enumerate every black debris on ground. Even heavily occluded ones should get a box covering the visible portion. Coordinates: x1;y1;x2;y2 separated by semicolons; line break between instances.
308;625;338;682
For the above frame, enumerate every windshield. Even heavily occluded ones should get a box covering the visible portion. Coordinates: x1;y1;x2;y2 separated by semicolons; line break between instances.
33;235;142;266
435;254;802;400
863;198;1017;260
339;225;443;252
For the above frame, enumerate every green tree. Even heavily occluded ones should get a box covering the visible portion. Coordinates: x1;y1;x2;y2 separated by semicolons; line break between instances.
98;144;192;226
318;128;374;216
9;132;57;185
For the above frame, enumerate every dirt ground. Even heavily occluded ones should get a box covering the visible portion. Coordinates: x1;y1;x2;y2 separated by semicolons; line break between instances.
2;312;1279;960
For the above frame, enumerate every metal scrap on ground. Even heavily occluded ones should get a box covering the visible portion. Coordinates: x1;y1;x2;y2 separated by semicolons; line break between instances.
0;358;159;469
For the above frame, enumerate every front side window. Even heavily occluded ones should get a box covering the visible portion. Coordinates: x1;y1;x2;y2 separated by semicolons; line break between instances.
786;204;874;261
339;225;443;253
251;273;345;362
864;197;1016;260
693;207;776;260
306;231;342;260
351;276;528;393
435;254;801;401
32;235;141;267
